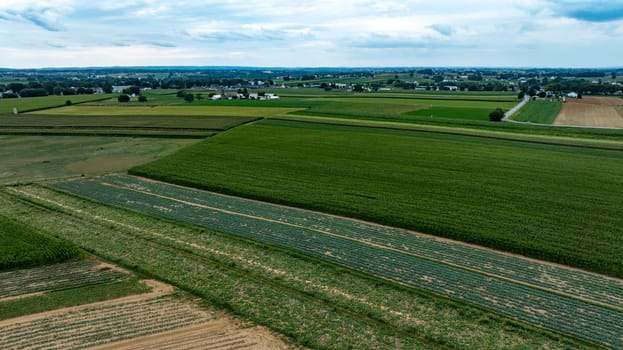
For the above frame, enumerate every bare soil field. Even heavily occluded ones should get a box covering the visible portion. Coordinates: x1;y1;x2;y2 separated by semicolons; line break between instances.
555;96;623;128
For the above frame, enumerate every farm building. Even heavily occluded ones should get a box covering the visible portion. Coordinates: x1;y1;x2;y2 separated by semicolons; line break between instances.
567;92;579;98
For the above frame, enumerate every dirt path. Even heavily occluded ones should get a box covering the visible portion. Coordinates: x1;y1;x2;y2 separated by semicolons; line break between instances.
0;279;172;327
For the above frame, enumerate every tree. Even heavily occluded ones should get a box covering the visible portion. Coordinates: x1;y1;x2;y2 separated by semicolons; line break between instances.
66;100;72;106
123;85;141;96
117;94;130;103
102;83;113;94
19;88;48;97
183;93;195;102
517;91;525;99
489;108;505;122
138;95;148;102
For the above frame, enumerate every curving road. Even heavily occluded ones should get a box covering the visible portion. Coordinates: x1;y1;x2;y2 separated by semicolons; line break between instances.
502;95;529;122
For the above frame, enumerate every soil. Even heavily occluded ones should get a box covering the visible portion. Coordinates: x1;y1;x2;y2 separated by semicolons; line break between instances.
555;96;623;128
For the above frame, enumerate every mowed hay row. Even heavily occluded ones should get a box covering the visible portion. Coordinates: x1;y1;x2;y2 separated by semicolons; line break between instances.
555;97;623;128
0;296;213;350
0;260;126;299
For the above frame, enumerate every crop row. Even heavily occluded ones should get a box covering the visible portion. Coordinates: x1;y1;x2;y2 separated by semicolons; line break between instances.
50;177;623;349
0;188;496;350
99;174;623;309
128;118;623;278
0;296;211;350
0;260;126;299
5;184;594;350
0;214;81;271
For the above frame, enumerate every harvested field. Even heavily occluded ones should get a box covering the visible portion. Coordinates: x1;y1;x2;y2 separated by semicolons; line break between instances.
555;96;623;128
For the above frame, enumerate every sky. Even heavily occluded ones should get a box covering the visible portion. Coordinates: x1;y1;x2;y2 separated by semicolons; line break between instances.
1;0;623;68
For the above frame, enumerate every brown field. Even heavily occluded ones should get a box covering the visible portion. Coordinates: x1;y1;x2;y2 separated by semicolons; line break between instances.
555;96;623;128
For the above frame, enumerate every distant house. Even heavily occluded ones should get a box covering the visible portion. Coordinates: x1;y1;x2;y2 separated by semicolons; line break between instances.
567;92;579;98
446;86;459;91
112;85;131;93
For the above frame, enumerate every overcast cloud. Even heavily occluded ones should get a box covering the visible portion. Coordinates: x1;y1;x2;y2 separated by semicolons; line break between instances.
0;0;622;68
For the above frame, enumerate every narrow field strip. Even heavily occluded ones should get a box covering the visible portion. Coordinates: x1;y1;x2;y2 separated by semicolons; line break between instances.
48;175;623;349
0;260;126;299
99;174;623;310
0;296;213;350
1;187;586;350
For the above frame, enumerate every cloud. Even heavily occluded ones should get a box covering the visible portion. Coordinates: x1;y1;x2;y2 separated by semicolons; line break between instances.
146;41;177;48
545;1;623;22
185;22;316;43
0;1;622;68
0;2;74;31
430;24;454;36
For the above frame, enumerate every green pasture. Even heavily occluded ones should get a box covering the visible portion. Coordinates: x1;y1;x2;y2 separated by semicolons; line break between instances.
131;119;623;277
2;114;256;130
513;99;563;124
30;105;298;117
405;106;494;120
0;94;115;114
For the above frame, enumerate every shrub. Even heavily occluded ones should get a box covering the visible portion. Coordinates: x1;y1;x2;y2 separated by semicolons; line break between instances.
117;94;130;103
489;108;505;122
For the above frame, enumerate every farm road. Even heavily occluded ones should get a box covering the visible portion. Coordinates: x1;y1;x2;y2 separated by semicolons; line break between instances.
503;95;529;121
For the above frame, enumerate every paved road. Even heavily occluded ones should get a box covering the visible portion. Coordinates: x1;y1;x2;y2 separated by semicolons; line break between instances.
502;95;529;122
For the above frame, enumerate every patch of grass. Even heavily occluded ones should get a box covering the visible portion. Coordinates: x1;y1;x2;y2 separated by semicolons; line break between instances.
131;119;623;277
30;105;299;117
0;215;81;271
0;135;197;185
513;99;563;124
0;94;115;114
405;106;494;120
0;278;151;320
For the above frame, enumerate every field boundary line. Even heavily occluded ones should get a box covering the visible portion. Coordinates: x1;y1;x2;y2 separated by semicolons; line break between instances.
91;178;623;313
270;116;623;151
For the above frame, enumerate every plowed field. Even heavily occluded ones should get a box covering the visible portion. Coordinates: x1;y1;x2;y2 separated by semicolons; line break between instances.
555;96;623;128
